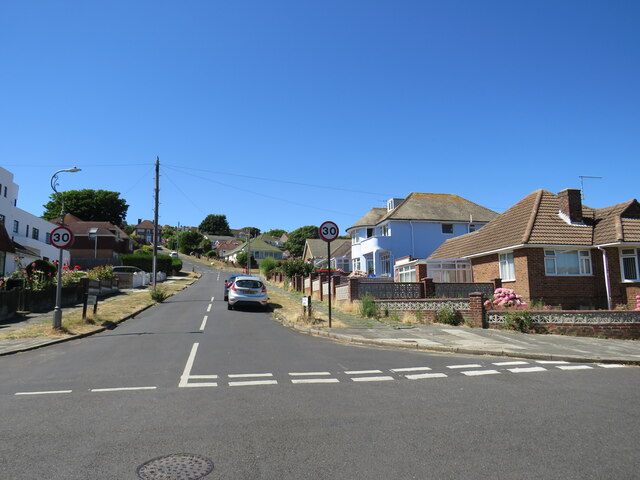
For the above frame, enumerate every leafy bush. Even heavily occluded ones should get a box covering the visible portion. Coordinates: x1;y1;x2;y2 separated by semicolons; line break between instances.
260;257;280;276
484;288;527;309
86;265;114;280
435;304;460;325
26;260;57;278
503;310;534;333
359;295;378;318
205;250;217;258
171;257;183;273
280;258;314;278
120;253;174;273
236;252;256;268
150;287;168;302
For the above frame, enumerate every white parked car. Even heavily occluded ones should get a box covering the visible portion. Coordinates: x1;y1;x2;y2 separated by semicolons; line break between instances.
227;276;269;311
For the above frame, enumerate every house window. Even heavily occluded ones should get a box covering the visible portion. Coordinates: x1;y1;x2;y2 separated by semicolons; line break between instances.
26;225;29;237
32;227;39;240
398;265;416;282
380;253;391;277
621;248;640;281
366;258;374;274
379;224;390;236
442;223;454;234
3;186;6;197
544;249;592;276
366;228;374;238
499;252;515;281
469;224;477;232
13;220;19;233
427;261;472;283
46;232;51;245
0;214;4;225
353;258;361;271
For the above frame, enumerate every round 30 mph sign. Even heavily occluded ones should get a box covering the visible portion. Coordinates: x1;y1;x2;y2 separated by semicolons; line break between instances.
50;226;74;249
319;221;339;242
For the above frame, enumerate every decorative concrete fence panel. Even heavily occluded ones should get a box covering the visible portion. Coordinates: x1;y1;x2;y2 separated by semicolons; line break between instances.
359;282;424;300
487;310;640;339
336;284;349;301
434;283;494;298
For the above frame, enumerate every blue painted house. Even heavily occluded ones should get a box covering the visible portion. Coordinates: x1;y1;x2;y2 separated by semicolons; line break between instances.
347;193;498;277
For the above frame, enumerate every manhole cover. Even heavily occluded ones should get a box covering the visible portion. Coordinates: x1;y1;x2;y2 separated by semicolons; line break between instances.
137;454;214;480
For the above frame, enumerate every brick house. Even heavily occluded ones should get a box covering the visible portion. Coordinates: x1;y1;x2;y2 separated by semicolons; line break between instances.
429;189;640;310
134;219;161;245
54;214;134;269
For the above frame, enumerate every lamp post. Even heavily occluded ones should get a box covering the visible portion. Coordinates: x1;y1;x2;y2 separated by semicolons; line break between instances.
51;167;81;329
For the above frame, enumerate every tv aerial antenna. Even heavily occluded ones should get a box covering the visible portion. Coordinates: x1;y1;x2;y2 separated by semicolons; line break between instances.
578;175;603;202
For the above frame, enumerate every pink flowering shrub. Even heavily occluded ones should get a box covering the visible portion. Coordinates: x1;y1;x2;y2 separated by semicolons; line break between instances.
484;288;527;309
636;294;640;311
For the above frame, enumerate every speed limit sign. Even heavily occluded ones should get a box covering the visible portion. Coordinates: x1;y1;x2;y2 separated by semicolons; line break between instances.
319;221;339;242
50;226;74;249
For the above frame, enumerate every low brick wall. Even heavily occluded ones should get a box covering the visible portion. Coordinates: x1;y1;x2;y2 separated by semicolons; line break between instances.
373;298;479;326
487;310;640;339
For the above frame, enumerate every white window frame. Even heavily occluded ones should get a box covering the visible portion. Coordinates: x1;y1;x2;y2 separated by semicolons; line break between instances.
620;248;640;282
398;265;416;282
352;257;361;271
380;252;391;277
544;249;592;276
499;252;515;281
379;224;390;237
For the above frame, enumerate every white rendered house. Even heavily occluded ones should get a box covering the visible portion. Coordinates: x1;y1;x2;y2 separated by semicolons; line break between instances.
0;167;70;276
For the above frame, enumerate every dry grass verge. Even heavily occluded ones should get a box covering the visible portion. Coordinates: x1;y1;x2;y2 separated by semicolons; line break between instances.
0;273;199;340
266;282;348;328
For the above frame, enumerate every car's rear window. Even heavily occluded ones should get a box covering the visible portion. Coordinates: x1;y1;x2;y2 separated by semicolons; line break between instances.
236;280;263;289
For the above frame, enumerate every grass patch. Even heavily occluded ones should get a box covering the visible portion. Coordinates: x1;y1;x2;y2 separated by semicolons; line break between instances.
0;273;199;340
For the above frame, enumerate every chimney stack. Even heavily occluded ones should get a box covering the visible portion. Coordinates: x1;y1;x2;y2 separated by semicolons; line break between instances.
558;189;583;223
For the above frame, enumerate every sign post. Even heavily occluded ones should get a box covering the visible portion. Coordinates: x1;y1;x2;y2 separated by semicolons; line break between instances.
319;221;339;328
50;226;74;329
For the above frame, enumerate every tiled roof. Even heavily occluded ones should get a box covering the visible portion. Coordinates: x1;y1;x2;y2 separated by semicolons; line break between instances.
136;220;156;229
347;208;386;230
379;192;498;223
304;239;351;259
430;190;640;259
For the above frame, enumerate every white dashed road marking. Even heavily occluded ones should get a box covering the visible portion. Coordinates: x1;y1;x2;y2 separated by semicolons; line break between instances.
345;370;383;375
15;390;72;396
292;378;340;384
536;360;569;364
508;367;547;373
289;372;331;376
493;361;529;366
229;380;278;387
206;304;212;312
90;386;157;392
351;376;394;382
462;370;500;376
447;364;481;369
406;373;448;380
199;315;208;331
228;373;273;378
556;365;593;371
390;367;432;373
597;364;627;368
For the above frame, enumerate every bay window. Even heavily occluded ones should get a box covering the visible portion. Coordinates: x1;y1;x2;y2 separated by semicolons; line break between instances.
544;249;592;276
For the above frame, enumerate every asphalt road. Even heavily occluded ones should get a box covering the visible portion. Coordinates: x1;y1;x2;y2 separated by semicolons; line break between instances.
1;261;639;479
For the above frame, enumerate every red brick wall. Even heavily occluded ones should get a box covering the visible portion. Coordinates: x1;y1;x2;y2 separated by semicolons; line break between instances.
472;248;609;309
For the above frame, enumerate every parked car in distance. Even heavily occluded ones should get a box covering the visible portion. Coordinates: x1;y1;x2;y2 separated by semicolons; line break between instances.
227;276;268;311
224;274;247;300
170;251;179;258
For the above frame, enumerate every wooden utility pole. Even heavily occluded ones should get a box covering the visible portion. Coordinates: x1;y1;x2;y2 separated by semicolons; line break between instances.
153;157;159;289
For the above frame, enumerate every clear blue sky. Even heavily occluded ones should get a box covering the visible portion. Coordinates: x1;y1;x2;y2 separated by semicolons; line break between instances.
1;1;638;234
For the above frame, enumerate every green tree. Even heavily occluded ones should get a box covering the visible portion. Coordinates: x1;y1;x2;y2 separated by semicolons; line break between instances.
199;214;231;235
266;229;286;238
43;189;129;226
161;226;175;239
199;238;212;252
284;225;319;257
123;224;135;235
280;258;314;278
236;251;256;268
242;226;261;238
177;230;204;254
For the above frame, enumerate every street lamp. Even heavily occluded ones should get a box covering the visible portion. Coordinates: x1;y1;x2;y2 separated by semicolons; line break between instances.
51;166;81;329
